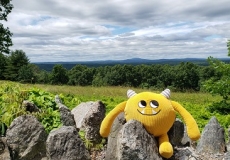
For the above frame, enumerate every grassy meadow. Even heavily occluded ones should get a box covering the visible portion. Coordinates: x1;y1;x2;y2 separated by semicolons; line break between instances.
0;80;229;138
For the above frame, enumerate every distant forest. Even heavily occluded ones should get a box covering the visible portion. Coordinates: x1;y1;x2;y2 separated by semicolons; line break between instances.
1;50;230;91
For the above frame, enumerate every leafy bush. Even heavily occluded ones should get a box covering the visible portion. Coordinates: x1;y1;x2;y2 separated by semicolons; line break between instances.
58;93;81;110
203;57;230;114
26;88;62;132
0;82;63;133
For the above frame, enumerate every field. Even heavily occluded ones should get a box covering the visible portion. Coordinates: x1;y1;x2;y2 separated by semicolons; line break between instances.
0;80;229;139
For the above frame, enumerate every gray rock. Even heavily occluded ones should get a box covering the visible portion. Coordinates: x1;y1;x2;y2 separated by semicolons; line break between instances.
0;137;11;160
225;151;230;160
228;127;230;140
105;112;126;160
117;120;163;160
71;101;94;129
6;115;47;160
59;106;76;127
72;101;106;143
228;146;230;159
22;100;40;112
46;126;90;160
224;151;230;160
55;95;76;127
196;116;226;154
227;127;230;159
228;127;230;147
226;127;230;159
180;126;192;147
54;94;63;104
169;147;198;160
168;118;185;147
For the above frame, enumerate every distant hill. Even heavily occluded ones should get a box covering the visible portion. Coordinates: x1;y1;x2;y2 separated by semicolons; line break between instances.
33;58;230;71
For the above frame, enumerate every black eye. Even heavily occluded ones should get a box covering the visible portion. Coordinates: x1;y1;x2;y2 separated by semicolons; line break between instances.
150;100;159;108
138;100;147;108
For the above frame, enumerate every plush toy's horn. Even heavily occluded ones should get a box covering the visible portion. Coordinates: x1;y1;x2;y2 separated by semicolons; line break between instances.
161;89;170;99
127;89;136;98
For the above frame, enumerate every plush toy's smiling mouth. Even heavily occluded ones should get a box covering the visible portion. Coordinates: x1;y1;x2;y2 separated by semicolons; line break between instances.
137;109;161;116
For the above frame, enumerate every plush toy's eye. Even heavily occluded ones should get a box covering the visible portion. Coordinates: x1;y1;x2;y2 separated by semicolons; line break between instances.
150;100;159;108
138;100;147;108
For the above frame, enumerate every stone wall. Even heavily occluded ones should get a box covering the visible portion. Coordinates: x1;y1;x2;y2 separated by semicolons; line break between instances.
0;99;229;160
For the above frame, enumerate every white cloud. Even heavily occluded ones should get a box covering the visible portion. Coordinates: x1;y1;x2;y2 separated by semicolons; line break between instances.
3;0;230;62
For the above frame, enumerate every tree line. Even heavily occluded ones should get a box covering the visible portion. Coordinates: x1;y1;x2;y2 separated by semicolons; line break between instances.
0;49;221;91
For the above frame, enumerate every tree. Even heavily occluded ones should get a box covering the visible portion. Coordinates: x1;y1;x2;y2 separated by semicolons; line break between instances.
0;0;13;54
121;65;139;87
28;64;42;83
38;70;51;84
203;41;230;114
18;64;35;83
203;57;230;114
199;66;216;82
68;65;88;85
227;40;230;56
51;64;69;85
157;64;175;89
173;62;200;91
105;65;126;86
147;65;162;88
4;50;29;81
92;73;105;87
92;66;109;87
77;68;95;86
0;53;7;79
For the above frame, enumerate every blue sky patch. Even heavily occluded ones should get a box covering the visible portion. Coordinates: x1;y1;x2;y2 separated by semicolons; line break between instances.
103;25;136;35
30;16;53;26
204;35;222;41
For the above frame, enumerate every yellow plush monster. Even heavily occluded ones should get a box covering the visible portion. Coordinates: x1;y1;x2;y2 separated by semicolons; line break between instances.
100;89;200;159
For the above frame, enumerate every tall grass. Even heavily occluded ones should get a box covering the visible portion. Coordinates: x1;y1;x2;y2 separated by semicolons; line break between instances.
18;82;221;103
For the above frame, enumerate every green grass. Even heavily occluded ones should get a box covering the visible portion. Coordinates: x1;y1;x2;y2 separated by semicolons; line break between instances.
1;80;229;138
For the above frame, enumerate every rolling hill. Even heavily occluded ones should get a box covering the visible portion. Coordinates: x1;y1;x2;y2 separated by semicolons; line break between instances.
33;58;230;71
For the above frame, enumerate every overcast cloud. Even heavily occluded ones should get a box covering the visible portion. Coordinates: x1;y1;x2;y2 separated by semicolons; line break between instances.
3;0;230;62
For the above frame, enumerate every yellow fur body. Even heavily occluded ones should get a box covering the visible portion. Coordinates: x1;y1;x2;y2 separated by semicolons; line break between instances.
100;90;200;158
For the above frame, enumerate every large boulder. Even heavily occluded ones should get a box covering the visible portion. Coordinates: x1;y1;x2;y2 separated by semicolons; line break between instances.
46;126;90;160
105;112;126;160
117;120;163;160
168;118;186;147
196;116;226;154
6;115;47;160
71;101;106;143
167;118;198;160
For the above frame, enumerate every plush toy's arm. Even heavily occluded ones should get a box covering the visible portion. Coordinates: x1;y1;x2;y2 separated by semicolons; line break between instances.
100;101;126;137
171;101;200;141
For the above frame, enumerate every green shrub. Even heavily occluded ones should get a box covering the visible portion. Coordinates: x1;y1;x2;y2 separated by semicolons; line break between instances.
0;82;62;133
203;57;230;114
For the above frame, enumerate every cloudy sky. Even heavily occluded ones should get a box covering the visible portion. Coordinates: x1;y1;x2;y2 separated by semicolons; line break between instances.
3;0;230;62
